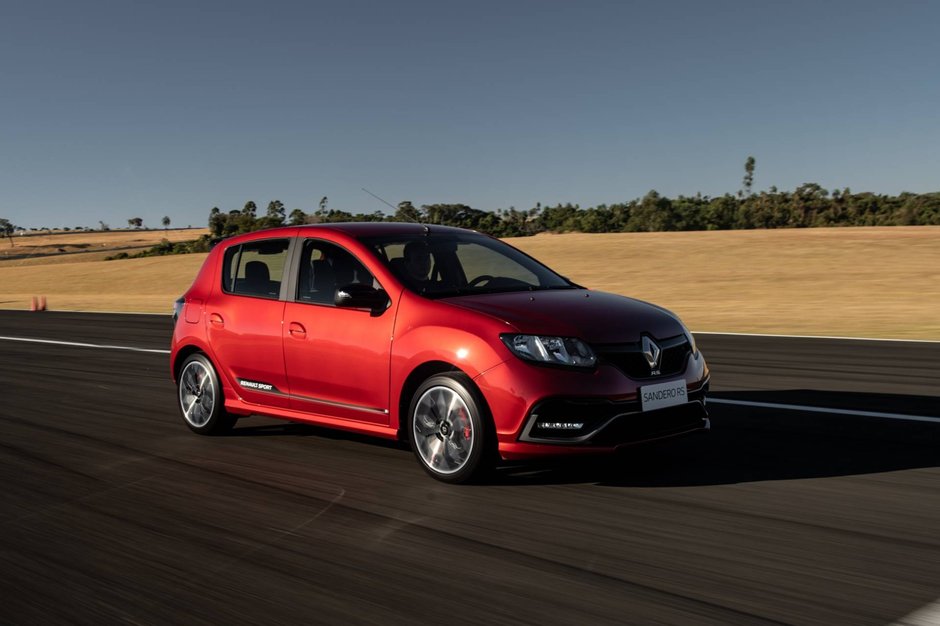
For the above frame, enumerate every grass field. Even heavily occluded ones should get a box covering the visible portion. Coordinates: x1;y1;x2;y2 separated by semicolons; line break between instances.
507;227;940;340
0;228;209;266
1;226;937;339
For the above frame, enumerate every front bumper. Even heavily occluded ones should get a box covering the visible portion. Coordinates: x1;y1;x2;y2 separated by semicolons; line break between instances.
473;349;710;460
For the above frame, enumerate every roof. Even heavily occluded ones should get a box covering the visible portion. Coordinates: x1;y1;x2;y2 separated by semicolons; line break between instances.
213;222;481;247
297;222;474;238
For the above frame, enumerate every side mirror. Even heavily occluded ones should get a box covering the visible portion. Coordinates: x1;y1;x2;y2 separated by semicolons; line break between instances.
334;283;389;313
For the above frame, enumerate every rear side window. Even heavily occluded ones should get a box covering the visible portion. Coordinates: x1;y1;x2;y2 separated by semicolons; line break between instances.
221;239;290;299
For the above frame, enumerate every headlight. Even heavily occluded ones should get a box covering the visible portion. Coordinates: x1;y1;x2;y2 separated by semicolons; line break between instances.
501;334;597;368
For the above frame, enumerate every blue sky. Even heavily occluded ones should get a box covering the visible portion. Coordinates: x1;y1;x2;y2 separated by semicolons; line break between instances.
1;0;938;229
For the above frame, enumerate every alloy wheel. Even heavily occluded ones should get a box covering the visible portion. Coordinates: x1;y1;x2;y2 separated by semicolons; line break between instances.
179;359;215;428
412;385;475;475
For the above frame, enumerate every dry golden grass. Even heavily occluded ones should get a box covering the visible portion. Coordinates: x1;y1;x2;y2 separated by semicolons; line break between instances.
0;226;937;339
0;228;209;267
507;227;940;340
0;254;209;313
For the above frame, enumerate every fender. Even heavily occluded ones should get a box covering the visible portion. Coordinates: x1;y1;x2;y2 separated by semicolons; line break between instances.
388;292;516;430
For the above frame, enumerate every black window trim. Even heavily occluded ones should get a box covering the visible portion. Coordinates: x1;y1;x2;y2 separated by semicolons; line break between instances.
228;245;243;294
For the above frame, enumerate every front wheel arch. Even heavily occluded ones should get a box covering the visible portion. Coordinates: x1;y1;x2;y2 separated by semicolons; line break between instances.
397;361;462;440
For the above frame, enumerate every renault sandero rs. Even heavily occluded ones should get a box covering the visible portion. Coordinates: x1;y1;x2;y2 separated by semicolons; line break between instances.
171;223;709;483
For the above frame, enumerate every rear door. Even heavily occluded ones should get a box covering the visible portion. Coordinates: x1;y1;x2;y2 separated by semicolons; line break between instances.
282;238;394;425
206;236;294;408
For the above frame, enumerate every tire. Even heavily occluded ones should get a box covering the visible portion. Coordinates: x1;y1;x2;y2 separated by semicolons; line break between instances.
177;353;236;435
407;373;494;484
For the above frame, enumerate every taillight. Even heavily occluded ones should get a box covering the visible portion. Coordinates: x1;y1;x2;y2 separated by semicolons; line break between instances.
172;296;184;324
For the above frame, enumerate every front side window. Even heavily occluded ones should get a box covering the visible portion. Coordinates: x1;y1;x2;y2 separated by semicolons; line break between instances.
296;239;381;305
221;238;290;299
364;232;575;298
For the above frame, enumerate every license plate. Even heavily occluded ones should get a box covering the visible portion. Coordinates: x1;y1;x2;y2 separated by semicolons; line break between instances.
640;380;688;412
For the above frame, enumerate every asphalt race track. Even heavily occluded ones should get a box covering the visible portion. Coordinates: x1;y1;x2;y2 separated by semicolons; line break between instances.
1;310;938;625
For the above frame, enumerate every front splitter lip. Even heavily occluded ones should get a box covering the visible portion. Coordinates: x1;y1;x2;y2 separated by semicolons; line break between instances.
499;417;710;460
519;398;708;444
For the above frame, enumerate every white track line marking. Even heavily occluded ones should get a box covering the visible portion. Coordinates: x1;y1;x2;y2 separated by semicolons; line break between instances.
0;335;170;355
18;309;170;316
2;335;937;424
891;597;940;626
694;331;940;344
710;398;940;424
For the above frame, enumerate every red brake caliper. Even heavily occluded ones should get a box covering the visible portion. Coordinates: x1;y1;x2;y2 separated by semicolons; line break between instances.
457;408;472;440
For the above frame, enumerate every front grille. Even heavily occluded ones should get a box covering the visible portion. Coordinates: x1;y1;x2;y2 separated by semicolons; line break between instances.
593;334;690;380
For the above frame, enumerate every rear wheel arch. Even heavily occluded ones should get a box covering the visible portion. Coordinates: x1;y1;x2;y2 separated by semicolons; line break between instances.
173;344;205;382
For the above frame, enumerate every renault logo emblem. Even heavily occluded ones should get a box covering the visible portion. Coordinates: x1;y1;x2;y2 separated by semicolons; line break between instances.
641;336;662;375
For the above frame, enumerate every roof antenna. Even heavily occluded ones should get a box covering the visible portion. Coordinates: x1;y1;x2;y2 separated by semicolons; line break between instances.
361;188;398;212
362;187;426;231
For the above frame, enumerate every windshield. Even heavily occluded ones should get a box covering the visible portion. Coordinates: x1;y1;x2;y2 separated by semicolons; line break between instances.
362;232;578;298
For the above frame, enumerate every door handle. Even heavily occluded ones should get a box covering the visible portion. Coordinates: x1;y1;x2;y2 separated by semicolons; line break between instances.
288;322;306;338
209;313;224;326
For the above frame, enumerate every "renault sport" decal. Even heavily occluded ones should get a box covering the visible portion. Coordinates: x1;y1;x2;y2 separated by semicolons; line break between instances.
237;379;282;394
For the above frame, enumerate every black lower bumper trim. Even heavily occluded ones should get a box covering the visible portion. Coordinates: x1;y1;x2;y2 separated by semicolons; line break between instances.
521;387;708;446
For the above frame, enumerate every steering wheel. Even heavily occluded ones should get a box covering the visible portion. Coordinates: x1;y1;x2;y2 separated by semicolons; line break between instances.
467;275;494;288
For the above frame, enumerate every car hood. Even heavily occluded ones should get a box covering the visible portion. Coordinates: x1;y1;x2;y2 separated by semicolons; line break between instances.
441;289;685;344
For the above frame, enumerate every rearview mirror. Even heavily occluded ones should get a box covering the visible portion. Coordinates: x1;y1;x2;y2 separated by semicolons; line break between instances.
334;283;389;313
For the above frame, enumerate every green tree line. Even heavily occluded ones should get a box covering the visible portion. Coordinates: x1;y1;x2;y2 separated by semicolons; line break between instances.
7;158;940;257
205;186;940;241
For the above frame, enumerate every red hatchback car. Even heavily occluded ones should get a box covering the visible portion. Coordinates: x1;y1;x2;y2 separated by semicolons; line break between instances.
171;223;709;482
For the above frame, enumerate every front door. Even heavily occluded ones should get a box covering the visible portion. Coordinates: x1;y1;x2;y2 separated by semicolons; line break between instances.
282;238;394;425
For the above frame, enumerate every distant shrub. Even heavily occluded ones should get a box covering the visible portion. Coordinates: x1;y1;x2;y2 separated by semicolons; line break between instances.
106;235;214;260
